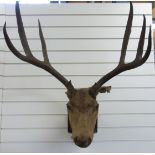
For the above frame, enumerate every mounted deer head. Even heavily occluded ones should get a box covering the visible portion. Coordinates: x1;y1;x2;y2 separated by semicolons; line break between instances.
3;2;151;148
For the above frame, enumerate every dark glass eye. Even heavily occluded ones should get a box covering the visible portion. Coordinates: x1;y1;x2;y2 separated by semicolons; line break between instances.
67;104;73;111
94;104;99;111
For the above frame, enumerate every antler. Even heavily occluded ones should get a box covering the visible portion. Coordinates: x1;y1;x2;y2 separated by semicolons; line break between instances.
89;2;152;97
3;1;74;91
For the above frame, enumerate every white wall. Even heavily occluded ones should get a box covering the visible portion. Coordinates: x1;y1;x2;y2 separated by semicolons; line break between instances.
0;2;154;153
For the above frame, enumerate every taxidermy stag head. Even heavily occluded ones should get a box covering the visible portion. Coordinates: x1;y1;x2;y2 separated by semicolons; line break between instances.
3;2;151;148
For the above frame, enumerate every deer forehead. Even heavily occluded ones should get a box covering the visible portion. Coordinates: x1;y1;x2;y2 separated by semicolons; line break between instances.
69;88;96;106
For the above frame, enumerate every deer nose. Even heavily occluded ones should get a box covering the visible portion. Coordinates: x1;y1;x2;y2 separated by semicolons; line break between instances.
74;137;92;148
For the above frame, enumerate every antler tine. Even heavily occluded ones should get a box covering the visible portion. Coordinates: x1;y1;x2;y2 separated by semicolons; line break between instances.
119;2;133;65
38;19;50;65
3;22;28;62
135;15;146;61
140;26;152;63
89;2;152;97
16;1;33;57
3;1;75;91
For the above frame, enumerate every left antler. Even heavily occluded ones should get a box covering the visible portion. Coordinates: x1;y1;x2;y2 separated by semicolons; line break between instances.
89;2;152;97
3;1;75;92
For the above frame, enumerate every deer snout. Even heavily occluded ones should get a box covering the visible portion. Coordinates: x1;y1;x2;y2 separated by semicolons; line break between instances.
74;136;92;148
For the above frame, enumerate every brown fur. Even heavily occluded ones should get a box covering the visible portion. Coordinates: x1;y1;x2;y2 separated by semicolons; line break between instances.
66;87;110;147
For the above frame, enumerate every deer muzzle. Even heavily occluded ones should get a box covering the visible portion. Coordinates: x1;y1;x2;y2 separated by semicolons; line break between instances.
74;136;92;148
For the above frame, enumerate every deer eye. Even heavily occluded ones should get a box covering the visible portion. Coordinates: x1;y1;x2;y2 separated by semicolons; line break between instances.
67;104;73;112
93;104;99;112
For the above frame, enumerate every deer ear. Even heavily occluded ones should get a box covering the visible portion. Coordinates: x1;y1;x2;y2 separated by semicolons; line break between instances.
99;86;111;93
65;89;76;99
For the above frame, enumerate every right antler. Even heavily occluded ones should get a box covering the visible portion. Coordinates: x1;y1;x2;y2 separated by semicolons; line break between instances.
89;2;152;97
3;1;74;91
